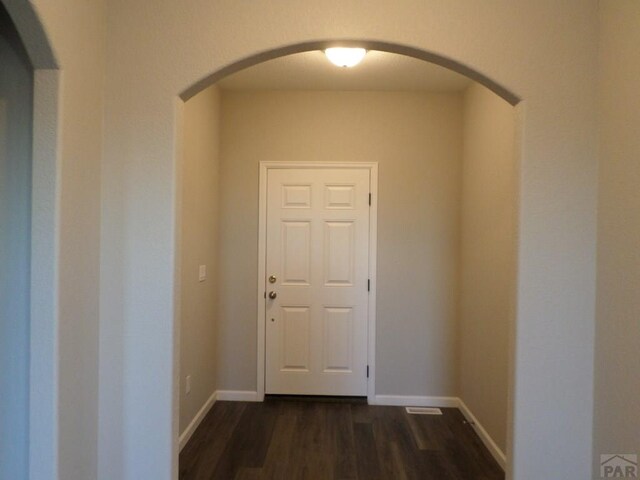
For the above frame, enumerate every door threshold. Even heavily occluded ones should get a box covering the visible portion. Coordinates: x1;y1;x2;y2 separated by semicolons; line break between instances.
265;394;367;404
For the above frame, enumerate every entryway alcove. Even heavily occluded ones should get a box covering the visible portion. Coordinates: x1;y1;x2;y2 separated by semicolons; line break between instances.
177;45;517;478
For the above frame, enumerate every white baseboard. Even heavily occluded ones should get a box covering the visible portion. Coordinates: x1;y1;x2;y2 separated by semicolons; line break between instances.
373;394;459;408
457;399;506;470
216;390;260;402
179;390;217;452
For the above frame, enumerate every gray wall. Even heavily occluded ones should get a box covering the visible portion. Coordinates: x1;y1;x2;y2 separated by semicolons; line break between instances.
217;90;463;396
594;1;640;475
179;85;221;434
0;5;33;478
459;83;516;453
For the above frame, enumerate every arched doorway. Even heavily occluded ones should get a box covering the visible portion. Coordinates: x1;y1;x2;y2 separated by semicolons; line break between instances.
180;40;519;106
178;42;517;478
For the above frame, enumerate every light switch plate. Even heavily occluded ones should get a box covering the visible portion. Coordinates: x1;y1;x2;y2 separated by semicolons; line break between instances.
198;265;206;282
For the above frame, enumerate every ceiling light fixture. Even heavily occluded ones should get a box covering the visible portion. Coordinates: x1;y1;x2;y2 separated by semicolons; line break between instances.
324;47;367;68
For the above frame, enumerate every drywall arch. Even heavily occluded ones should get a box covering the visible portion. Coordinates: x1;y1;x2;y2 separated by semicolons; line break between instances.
2;1;60;479
2;0;57;69
176;38;520;467
99;3;598;479
180;40;520;105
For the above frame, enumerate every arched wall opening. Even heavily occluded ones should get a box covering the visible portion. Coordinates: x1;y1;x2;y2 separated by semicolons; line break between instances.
175;42;520;475
1;1;59;479
180;40;520;106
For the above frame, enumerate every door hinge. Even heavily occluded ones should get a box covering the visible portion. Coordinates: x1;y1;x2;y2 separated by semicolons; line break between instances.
367;279;370;292
369;193;372;206
366;365;369;378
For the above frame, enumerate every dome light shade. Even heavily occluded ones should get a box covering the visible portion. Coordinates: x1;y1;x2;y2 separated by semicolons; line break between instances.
324;48;367;68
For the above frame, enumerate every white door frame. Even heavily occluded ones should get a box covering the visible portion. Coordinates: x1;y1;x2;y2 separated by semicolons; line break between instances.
257;162;378;403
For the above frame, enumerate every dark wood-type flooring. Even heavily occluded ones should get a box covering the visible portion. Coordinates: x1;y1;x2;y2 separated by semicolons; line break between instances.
179;396;504;480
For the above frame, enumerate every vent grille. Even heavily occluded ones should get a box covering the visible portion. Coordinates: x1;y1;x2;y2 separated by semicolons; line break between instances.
405;407;443;415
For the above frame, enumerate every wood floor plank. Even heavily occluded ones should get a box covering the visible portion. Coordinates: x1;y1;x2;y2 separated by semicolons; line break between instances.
285;402;334;480
446;409;503;477
387;441;410;480
327;404;357;480
235;467;263;480
210;401;278;478
369;408;410;479
405;409;454;451
179;401;247;480
350;402;376;425
353;421;382;480
379;406;430;480
179;398;505;480
260;401;300;479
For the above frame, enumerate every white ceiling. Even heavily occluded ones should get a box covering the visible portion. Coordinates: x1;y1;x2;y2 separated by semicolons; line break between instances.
218;50;472;92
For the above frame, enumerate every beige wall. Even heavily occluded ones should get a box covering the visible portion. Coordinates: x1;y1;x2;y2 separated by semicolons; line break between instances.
179;86;221;435
459;83;516;454
595;1;640;474
217;90;463;396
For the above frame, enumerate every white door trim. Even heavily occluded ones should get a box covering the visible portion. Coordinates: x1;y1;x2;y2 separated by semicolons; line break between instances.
257;162;378;403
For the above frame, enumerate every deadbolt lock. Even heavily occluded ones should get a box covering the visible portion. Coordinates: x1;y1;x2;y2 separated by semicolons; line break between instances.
268;275;277;284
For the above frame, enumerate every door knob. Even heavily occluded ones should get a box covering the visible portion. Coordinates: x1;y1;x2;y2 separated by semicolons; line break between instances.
268;291;277;299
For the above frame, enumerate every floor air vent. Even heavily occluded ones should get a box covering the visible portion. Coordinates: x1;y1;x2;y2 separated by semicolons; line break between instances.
405;407;443;415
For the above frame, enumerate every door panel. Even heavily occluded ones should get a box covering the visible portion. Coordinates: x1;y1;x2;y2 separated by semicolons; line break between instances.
324;221;355;286
265;167;370;396
281;221;311;285
281;306;311;371
322;307;353;372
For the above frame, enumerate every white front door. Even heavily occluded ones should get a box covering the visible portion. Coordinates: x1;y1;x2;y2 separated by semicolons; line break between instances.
264;167;371;396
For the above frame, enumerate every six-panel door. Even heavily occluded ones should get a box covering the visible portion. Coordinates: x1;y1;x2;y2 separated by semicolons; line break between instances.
265;168;370;396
